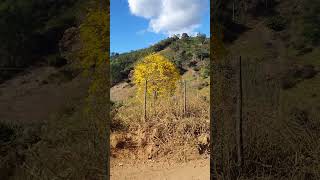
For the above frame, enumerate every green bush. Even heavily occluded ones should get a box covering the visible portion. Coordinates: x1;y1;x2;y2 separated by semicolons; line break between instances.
0;122;16;144
302;23;320;45
200;66;210;79
266;15;287;31
110;49;151;85
302;0;320;45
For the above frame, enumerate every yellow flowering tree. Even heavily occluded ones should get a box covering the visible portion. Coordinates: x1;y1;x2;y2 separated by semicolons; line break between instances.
76;2;109;140
133;54;180;97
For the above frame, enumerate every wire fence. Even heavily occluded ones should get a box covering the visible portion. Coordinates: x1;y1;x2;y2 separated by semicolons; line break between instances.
136;73;211;122
212;55;282;177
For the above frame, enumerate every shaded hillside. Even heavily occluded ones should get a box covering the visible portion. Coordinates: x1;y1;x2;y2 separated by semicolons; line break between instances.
212;0;320;179
111;33;210;85
0;0;108;179
0;0;85;83
217;0;320;48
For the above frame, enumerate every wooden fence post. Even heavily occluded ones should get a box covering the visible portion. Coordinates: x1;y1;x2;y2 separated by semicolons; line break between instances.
144;79;147;122
236;56;244;170
233;1;235;21
183;80;187;115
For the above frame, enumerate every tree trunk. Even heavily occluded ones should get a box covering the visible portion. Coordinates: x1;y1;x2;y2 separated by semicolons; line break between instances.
144;80;147;122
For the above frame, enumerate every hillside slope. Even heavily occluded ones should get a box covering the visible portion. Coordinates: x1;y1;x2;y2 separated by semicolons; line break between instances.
0;0;86;83
0;1;108;179
213;0;320;178
0;66;88;125
110;34;210;85
110;34;210;178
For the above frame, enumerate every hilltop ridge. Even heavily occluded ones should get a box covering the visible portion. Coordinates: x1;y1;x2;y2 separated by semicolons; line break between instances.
110;33;210;85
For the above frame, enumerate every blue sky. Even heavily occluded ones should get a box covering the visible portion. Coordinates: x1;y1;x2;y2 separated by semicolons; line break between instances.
111;0;210;54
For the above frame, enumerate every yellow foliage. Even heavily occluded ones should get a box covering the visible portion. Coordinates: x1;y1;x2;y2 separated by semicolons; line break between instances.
78;7;109;98
79;9;108;75
133;54;180;97
211;33;227;59
77;4;109;139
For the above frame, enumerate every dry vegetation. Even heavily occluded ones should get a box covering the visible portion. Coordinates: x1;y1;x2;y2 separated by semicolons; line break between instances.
211;0;320;178
0;0;109;179
111;71;210;163
213;56;320;179
0;67;107;179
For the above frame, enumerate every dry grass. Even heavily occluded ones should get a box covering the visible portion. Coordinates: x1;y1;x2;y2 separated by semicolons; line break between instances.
111;77;210;162
4;99;108;180
0;66;107;179
212;56;320;179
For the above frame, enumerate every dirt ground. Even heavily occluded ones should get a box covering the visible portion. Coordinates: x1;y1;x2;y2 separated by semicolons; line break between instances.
110;158;209;180
0;66;88;125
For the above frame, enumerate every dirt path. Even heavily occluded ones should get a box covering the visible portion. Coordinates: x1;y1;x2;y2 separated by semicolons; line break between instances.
111;159;209;180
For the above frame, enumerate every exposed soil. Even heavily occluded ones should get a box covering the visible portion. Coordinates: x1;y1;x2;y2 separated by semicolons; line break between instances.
110;81;136;102
0;66;88;125
111;158;209;180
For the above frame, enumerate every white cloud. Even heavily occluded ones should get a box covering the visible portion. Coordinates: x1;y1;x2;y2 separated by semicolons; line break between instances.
136;29;147;35
128;0;162;18
128;0;208;36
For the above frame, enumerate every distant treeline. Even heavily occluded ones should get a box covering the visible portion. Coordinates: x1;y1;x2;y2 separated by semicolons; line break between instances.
110;33;210;85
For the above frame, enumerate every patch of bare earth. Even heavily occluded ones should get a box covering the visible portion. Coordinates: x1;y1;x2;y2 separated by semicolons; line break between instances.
110;81;136;102
110;158;209;180
0;66;88;125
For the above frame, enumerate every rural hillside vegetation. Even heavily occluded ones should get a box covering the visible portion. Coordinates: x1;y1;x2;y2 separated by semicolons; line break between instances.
0;0;109;179
211;0;320;179
110;34;210;165
110;33;210;85
0;0;87;82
